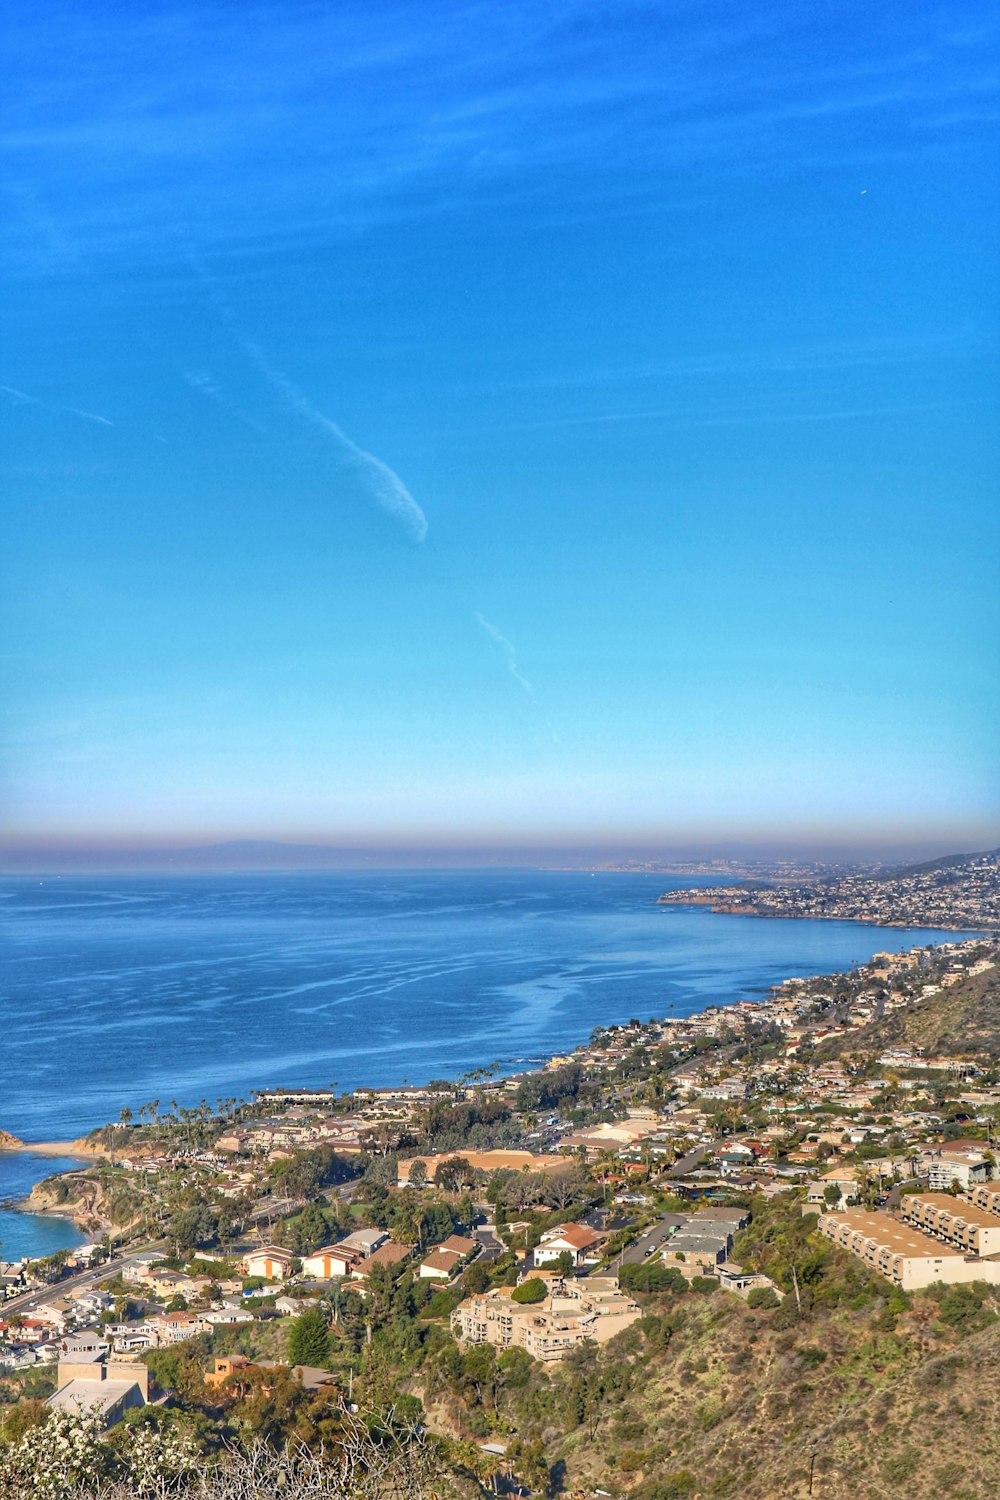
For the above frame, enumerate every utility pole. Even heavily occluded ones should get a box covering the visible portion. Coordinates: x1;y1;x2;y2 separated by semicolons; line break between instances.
791;1263;802;1317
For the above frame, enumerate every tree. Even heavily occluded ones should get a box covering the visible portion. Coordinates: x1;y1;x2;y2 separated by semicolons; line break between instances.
408;1159;428;1189
287;1306;332;1368
511;1278;547;1304
462;1261;491;1294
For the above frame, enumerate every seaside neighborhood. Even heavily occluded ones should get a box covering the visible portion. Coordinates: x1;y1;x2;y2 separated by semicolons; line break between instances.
2;858;1000;1495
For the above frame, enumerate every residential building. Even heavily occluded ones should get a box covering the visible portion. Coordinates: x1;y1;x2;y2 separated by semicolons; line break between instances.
534;1223;603;1267
818;1210;1000;1290
47;1358;148;1429
451;1276;640;1361
899;1193;1000;1256
919;1148;993;1192
966;1185;1000;1217
241;1247;296;1280
302;1245;360;1280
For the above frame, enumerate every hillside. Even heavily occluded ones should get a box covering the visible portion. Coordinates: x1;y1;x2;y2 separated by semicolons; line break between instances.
758;1320;1000;1500
890;847;1000;879
816;964;1000;1061
405;1195;1000;1500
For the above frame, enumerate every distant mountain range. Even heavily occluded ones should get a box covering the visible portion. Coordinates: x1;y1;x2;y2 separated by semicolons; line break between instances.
1;839;995;876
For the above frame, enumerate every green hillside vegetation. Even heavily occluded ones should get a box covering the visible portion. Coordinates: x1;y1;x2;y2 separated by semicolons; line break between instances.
404;1194;999;1498
816;964;1000;1062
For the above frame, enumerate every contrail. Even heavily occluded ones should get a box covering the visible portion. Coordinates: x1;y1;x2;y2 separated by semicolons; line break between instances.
1;383;114;427
475;613;533;694
244;344;428;543
183;369;267;434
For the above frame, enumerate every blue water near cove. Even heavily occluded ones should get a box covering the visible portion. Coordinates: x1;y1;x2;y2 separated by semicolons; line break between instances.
0;870;971;1153
0;1153;85;1262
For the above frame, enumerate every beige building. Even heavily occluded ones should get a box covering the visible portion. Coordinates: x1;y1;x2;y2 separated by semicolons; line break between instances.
818;1210;1000;1290
47;1359;148;1429
919;1147;993;1191
900;1193;1000;1256
965;1185;1000;1217
451;1276;640;1361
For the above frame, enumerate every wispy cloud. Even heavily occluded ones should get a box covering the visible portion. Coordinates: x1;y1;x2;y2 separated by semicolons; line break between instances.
1;382;114;427
182;368;266;434
3;3;992;271
245;344;428;542
475;613;533;694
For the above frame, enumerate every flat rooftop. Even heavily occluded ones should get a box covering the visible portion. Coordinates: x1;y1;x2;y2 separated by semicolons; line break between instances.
905;1194;1000;1229
823;1211;973;1260
48;1379;140;1416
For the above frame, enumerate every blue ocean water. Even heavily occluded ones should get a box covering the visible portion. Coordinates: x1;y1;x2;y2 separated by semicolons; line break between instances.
0;870;970;1154
0;1153;85;1262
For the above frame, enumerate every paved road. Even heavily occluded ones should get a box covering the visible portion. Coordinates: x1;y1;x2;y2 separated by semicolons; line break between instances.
2;1244;166;1318
666;1146;710;1179
620;1215;689;1266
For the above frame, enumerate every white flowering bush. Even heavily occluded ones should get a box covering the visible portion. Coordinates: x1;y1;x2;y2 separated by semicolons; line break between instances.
0;1408;195;1500
0;1407;109;1500
111;1419;196;1494
0;1411;453;1498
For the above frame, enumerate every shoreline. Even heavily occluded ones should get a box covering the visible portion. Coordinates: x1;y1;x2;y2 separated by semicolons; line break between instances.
1;924;992;1255
657;896;992;932
2;921;983;1156
0;1139;106;1159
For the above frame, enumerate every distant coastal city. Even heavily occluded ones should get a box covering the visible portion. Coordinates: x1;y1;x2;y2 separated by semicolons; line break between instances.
658;847;1000;929
2;850;999;1495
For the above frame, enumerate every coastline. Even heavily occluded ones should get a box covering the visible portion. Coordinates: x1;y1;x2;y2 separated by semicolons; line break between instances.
1;1138;106;1159
659;900;992;933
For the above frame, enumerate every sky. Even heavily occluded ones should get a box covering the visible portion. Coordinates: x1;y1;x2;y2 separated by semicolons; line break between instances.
2;0;998;861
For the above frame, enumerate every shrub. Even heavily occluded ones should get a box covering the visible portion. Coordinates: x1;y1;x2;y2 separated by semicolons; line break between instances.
511;1278;547;1304
746;1286;780;1310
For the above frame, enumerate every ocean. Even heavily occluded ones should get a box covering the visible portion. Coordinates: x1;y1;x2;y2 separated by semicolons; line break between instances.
0;1153;87;1263
1;868;970;1146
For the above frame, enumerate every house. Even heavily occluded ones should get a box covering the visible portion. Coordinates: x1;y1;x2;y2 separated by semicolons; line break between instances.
241;1247;296;1281
337;1228;389;1257
302;1245;361;1280
31;1298;74;1333
351;1243;411;1283
275;1295;319;1315
203;1307;254;1327
534;1224;602;1267
47;1358;148;1429
148;1311;207;1345
57;1333;108;1362
806;1167;860;1208
661;1229;730;1270
419;1249;462;1280
205;1354;251;1389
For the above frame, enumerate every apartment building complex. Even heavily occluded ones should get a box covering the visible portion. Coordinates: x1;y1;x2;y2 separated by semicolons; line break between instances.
900;1193;1000;1256
451;1277;640;1361
817;1209;1000;1291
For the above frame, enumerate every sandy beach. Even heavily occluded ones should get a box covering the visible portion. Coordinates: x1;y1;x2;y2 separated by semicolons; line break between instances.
0;1138;105;1159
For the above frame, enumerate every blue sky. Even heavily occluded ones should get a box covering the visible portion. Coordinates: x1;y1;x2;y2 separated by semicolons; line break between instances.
2;0;998;856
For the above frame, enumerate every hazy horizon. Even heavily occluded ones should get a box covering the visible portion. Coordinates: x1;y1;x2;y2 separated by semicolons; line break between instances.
2;829;997;875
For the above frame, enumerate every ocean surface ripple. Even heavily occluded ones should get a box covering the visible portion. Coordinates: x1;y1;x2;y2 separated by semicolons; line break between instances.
0;869;969;1142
